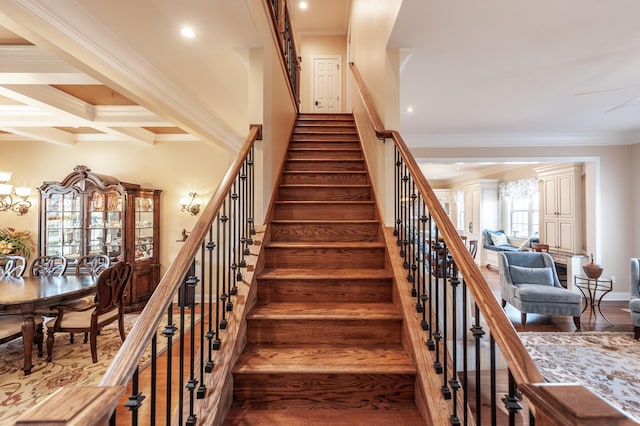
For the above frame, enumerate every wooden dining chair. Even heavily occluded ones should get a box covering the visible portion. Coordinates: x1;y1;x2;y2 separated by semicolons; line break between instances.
1;255;26;278
45;261;131;363
467;240;478;259
30;255;68;277
75;254;110;277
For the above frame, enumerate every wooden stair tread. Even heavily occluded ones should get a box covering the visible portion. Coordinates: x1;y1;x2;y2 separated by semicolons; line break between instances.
279;184;370;188
224;405;424;425
282;170;367;174
270;219;379;224
234;344;415;374
265;241;385;248
257;267;393;280
248;302;401;319
274;200;374;205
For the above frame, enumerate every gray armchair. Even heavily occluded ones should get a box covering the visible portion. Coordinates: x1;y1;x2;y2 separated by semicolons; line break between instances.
630;258;640;339
499;251;582;330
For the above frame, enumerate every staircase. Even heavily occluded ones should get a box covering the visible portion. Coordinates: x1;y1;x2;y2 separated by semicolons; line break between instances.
224;114;425;425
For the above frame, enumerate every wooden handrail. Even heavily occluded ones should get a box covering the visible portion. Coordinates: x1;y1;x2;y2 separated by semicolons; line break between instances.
350;61;633;423
349;61;542;385
100;124;262;387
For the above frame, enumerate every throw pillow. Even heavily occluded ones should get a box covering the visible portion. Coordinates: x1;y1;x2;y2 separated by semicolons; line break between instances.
490;232;509;246
509;265;554;285
517;239;531;251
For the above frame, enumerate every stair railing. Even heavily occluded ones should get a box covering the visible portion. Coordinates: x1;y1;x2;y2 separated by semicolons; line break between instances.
14;125;262;425
349;61;632;425
265;0;300;108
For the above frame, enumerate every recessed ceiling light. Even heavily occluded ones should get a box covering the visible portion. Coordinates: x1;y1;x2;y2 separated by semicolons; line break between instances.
406;106;414;113
299;2;308;9
180;26;196;39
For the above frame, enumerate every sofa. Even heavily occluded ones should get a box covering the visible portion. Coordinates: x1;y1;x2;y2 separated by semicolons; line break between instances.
630;258;640;339
498;251;582;330
483;230;538;267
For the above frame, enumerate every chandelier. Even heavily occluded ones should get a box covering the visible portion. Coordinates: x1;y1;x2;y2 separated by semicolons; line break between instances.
0;172;32;216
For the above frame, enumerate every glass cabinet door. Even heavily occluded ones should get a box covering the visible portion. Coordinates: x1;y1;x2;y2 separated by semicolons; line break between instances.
87;191;124;262
134;195;154;261
44;193;82;257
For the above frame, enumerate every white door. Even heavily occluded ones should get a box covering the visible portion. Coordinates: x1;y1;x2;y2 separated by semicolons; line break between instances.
313;56;341;113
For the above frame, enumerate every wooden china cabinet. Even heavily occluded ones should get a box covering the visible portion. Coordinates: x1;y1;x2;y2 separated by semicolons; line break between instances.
38;165;162;312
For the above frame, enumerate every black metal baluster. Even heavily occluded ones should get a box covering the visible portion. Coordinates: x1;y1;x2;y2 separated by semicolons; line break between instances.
462;281;469;426
220;200;228;330
472;303;485;426
449;264;460;421
433;226;443;373
124;367;144;426
197;238;207;398
178;280;186;426
441;241;451;400
401;163;410;268
186;258;198;424
229;182;238;298
409;185;417;297
162;306;176;424
394;146;400;239
419;200;429;328
490;333;497;426
502;369;522;425
248;146;256;241
205;227;216;372
426;213;435;351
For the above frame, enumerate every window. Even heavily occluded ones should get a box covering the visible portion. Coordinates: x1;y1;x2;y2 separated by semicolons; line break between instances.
509;194;539;238
498;178;539;238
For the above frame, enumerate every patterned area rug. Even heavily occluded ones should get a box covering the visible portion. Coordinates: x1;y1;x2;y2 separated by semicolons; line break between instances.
519;331;639;423
0;312;187;425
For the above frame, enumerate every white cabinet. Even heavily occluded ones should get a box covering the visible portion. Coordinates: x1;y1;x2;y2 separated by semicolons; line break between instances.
536;164;583;254
461;180;499;266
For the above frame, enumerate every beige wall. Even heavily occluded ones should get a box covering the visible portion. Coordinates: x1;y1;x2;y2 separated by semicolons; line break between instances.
0;139;229;278
349;0;403;225
299;35;348;113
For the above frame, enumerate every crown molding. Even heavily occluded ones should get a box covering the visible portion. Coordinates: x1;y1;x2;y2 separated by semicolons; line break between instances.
0;0;242;151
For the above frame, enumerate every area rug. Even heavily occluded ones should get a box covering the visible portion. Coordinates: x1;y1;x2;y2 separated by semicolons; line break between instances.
0;312;190;425
519;331;639;423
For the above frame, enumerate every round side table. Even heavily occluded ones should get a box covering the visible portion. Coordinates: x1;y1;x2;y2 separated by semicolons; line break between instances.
573;274;613;324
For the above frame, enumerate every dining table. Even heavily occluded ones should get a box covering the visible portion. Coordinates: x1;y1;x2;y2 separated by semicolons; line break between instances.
0;275;97;375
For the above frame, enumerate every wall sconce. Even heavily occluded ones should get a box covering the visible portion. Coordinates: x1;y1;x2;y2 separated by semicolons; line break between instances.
0;172;32;216
180;192;202;216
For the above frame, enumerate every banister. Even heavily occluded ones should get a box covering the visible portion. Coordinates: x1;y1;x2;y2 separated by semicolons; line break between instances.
349;60;632;424
100;124;262;387
349;61;541;386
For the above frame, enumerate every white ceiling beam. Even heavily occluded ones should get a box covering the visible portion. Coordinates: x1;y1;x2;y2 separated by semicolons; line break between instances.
95;126;155;146
0;45;100;84
0;126;75;146
0;84;95;121
0;105;177;127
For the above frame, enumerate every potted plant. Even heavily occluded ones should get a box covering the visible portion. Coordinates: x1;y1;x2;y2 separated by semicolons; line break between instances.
0;227;35;260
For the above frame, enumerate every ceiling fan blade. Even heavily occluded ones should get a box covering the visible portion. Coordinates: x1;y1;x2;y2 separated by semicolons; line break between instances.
606;94;640;113
575;84;640;96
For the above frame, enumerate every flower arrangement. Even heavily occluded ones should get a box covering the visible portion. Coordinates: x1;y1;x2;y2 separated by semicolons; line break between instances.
0;227;35;259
